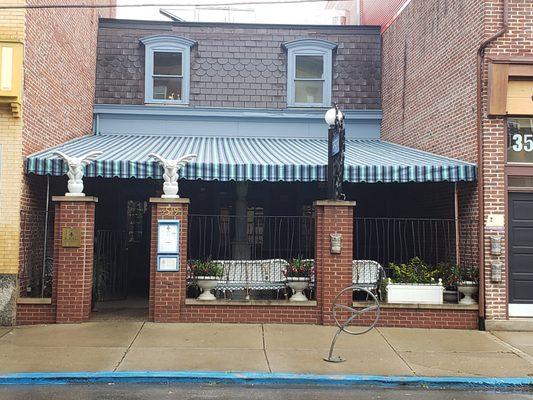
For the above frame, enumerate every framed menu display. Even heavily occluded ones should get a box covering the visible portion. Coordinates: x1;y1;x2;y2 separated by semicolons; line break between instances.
157;220;180;272
157;220;180;254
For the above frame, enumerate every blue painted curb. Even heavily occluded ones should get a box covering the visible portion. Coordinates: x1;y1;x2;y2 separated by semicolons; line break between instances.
0;371;531;389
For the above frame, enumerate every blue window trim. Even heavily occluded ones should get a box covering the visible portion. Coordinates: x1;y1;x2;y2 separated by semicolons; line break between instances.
282;39;337;108
140;35;197;105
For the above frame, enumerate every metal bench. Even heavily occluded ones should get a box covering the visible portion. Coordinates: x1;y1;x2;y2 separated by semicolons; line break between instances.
352;260;386;300
214;259;288;300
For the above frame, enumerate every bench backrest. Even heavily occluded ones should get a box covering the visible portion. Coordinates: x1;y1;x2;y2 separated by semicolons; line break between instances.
352;260;383;285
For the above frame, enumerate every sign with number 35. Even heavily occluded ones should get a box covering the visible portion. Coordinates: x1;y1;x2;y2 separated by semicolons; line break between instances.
512;133;533;152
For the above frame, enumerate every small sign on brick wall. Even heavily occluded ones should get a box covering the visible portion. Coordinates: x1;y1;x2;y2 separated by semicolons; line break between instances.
61;227;81;247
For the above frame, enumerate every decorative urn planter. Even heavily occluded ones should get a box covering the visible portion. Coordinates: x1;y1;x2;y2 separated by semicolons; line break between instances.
66;181;84;196
196;277;219;301
457;281;478;305
386;279;444;304
286;277;310;302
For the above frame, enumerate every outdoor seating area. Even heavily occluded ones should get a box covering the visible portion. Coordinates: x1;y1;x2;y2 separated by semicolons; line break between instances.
186;259;386;302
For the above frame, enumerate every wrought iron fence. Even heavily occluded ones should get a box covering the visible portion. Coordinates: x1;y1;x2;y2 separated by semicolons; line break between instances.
188;214;315;261
353;217;479;276
187;214;315;300
94;230;128;301
19;209;54;298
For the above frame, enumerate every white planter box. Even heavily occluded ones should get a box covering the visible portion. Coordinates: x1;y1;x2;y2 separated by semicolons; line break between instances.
386;281;444;304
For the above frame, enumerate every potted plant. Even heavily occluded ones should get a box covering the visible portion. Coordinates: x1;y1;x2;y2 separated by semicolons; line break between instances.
284;258;313;302
437;262;460;303
386;257;444;304
457;265;479;305
190;260;223;301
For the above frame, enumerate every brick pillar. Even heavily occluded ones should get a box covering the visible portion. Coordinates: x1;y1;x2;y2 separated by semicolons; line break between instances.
314;200;356;326
52;196;97;323
149;198;189;323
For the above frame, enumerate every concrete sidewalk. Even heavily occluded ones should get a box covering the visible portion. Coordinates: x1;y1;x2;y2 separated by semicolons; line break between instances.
0;323;532;377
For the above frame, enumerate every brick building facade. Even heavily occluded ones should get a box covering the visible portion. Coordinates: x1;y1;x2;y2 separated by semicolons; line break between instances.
0;1;115;325
382;0;533;326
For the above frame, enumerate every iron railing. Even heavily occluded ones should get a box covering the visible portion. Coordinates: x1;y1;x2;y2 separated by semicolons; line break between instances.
94;230;128;301
188;214;315;261
353;217;479;275
19;209;54;298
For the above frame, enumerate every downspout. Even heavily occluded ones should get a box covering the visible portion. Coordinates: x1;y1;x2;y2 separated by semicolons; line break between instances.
476;0;508;329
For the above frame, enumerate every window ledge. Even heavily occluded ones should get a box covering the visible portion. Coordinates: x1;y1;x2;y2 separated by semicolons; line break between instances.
353;301;478;311
17;297;52;305
185;299;317;307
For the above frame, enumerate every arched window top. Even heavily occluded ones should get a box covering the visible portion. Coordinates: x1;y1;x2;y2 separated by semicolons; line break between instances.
282;39;337;108
140;35;195;105
281;38;338;52
140;35;197;49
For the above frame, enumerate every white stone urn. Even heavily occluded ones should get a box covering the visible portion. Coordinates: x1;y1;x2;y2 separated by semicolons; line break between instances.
457;281;478;305
286;277;310;302
196;277;219;301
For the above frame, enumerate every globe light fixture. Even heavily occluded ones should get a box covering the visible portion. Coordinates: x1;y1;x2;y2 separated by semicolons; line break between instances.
325;106;344;127
325;107;337;126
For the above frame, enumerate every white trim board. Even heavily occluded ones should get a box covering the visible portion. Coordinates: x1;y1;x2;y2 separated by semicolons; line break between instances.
509;303;533;317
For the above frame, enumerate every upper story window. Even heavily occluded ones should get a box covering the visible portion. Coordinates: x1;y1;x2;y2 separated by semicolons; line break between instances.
140;35;196;105
282;39;337;108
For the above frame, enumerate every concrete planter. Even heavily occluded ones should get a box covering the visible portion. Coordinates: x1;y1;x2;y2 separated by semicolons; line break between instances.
386;279;444;304
286;277;310;302
457;282;478;305
196;277;219;301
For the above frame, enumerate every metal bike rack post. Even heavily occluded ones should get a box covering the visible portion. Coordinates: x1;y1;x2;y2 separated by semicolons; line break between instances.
324;285;380;363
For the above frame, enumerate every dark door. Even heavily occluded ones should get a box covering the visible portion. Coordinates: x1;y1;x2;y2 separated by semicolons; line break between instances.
509;192;533;305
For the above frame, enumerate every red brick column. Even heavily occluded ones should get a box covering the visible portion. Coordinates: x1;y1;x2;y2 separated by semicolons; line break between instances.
52;196;97;324
314;200;356;325
149;198;189;323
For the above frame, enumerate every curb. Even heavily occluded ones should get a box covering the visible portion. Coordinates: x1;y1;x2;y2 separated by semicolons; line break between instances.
0;371;532;389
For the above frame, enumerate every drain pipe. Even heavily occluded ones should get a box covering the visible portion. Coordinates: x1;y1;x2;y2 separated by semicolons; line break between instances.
40;175;51;298
476;0;508;329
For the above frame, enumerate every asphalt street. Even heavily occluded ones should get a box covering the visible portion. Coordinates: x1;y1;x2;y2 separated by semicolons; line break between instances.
0;384;532;400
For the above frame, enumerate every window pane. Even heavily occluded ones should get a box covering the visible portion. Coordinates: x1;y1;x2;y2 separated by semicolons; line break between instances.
508;118;533;163
295;55;323;79
509;176;533;188
153;77;182;100
154;52;182;76
295;80;323;104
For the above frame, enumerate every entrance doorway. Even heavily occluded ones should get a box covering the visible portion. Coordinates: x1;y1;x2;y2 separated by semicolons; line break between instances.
92;199;151;321
508;192;533;317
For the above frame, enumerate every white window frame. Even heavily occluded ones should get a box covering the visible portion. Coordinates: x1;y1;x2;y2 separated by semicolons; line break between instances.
282;39;337;108
140;35;196;105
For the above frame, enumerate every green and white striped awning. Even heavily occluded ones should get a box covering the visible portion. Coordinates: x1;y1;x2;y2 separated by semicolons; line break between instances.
26;134;476;183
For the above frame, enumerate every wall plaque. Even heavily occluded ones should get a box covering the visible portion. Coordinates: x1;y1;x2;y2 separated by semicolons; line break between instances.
62;227;81;247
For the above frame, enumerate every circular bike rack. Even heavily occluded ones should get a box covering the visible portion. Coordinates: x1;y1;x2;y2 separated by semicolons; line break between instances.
323;285;380;363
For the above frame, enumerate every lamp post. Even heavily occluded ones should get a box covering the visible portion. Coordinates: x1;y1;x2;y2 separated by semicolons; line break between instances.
325;104;345;200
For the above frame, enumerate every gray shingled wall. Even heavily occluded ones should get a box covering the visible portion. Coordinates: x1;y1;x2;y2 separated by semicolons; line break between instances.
95;20;381;110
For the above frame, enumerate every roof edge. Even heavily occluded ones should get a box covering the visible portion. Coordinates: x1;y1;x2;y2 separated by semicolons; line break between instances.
98;18;382;34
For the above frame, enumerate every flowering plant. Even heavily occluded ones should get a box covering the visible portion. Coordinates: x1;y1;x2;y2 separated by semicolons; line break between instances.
284;258;314;279
189;260;223;278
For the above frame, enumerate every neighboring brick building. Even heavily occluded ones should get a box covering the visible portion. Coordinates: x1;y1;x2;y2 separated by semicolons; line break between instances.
382;0;533;327
0;1;115;325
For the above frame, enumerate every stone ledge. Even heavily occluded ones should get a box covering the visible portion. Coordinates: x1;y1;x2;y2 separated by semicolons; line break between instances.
52;196;98;203
353;301;478;311
486;319;533;332
17;297;52;305
314;200;356;207
149;197;190;204
185;299;317;307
